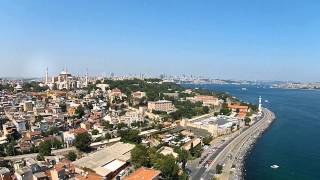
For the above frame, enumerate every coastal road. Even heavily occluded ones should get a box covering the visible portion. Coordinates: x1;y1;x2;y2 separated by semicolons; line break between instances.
190;108;275;180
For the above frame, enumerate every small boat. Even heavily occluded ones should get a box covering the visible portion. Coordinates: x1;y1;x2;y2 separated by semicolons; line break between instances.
265;100;269;103
241;88;247;91
270;165;279;169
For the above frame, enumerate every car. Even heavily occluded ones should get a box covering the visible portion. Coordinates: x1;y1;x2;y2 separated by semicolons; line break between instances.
118;170;125;177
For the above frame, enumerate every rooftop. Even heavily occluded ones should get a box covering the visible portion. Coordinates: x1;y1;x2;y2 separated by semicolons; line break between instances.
125;167;161;180
0;167;10;175
73;142;134;176
75;172;103;180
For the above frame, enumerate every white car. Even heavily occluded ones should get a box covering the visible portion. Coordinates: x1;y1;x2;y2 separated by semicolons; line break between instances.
118;170;126;177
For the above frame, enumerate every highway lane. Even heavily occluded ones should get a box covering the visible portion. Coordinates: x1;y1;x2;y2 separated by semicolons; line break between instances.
202;108;274;180
190;108;275;180
223;110;275;180
189;130;246;179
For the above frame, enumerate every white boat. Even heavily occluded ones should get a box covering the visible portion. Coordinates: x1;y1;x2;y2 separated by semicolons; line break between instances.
270;165;279;169
241;88;247;91
265;100;269;103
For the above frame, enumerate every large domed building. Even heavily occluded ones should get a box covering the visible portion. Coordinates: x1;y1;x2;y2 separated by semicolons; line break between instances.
45;67;88;90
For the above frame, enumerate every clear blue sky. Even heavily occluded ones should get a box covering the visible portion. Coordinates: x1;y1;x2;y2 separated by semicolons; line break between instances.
0;0;320;82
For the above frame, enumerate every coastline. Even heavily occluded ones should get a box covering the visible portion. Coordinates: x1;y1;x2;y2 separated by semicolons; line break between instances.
234;110;276;180
198;109;276;180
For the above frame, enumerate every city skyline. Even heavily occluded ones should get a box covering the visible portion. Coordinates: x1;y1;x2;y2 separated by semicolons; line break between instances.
1;1;320;82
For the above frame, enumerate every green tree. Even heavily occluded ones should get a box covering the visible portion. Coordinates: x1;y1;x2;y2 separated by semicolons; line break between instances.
74;132;92;152
203;106;210;114
131;145;150;168
5;142;16;156
117;122;127;130
119;129;141;144
157;155;179;179
75;105;85;118
67;151;77;161
37;154;45;161
220;108;231;116
102;121;113;130
91;129;99;135
38;141;52;157
22;81;48;92
51;139;63;149
105;133;112;141
177;149;189;170
244;117;251;126
47;127;60;135
0;144;6;157
190;142;195;157
216;164;223;174
203;136;213;146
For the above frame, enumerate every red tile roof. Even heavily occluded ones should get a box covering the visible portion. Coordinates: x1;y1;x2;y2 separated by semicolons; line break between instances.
54;160;75;173
125;167;161;180
71;128;87;135
75;172;103;180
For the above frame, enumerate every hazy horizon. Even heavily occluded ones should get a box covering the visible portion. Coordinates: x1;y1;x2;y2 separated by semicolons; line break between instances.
1;1;320;82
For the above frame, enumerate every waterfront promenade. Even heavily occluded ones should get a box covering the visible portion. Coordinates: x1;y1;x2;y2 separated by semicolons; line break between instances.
190;108;275;180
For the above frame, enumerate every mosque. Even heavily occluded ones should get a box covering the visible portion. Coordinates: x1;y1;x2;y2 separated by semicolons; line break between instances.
44;67;88;90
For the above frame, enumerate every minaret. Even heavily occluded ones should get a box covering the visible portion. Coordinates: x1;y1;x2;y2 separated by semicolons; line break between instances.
85;68;88;87
45;67;49;85
258;96;262;112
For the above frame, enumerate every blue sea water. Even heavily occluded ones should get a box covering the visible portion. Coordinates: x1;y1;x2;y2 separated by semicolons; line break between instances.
184;84;320;180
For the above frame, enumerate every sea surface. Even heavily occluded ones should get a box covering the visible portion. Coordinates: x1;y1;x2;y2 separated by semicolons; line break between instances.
184;84;320;180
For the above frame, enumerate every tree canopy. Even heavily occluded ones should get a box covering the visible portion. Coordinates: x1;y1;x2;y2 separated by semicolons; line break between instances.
22;81;48;92
119;129;141;144
177;148;190;170
67;151;77;161
156;155;179;179
38;141;52;157
131;145;151;168
75;105;85;118
74;132;92;152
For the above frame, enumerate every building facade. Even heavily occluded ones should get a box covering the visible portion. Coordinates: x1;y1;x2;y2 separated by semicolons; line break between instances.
147;100;173;112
